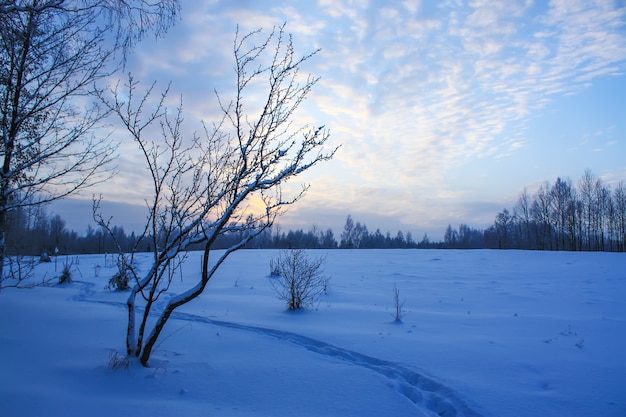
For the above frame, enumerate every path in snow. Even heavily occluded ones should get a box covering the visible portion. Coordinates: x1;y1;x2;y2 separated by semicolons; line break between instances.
73;280;482;417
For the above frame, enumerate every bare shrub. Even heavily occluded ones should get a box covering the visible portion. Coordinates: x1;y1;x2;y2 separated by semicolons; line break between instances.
58;263;73;285
269;258;280;277
105;256;136;291
392;284;406;322
270;249;328;310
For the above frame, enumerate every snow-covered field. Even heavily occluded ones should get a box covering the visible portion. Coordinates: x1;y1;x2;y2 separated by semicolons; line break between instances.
1;249;624;417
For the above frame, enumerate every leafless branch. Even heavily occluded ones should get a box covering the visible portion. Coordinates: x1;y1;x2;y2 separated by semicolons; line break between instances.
97;24;338;366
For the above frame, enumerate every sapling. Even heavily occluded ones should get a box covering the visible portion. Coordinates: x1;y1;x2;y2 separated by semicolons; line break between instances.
392;284;406;322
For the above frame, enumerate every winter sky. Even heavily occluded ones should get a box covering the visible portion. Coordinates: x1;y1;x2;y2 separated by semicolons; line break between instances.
56;0;626;240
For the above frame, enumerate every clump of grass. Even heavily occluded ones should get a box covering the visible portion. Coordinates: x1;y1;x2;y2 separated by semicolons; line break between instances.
108;351;131;370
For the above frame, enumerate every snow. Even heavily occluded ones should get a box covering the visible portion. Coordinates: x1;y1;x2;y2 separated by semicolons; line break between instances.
1;249;624;417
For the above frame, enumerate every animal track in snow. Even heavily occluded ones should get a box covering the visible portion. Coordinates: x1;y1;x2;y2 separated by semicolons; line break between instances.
74;280;482;417
172;311;482;417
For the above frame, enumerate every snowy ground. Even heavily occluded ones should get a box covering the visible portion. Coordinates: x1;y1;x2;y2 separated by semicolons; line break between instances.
0;249;624;416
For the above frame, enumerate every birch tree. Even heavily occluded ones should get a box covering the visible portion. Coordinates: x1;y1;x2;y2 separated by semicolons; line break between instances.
578;170;597;251
96;24;337;366
513;187;532;249
532;182;553;250
614;182;626;252
0;0;179;286
550;177;573;250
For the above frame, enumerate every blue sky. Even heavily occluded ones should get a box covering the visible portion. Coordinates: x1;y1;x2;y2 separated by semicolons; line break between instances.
56;0;626;240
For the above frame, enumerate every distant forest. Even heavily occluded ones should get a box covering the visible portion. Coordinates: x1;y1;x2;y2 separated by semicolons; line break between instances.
6;170;625;255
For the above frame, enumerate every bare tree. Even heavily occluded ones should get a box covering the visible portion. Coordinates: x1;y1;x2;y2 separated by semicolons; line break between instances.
595;180;612;251
513;188;532;249
0;0;179;286
532;182;553;250
96;24;337;366
493;209;513;249
614;182;626;252
444;224;459;248
550;177;574;251
578;170;597;251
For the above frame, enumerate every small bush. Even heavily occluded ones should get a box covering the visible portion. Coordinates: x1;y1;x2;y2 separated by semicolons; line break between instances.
58;263;73;284
269;249;329;310
106;257;134;291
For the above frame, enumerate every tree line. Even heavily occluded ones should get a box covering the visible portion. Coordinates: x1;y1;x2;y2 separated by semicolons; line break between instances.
5;196;138;256
485;170;626;251
5;204;424;255
7;169;625;255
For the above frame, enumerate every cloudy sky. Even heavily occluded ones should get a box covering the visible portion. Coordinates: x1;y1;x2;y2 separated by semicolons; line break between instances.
56;0;626;240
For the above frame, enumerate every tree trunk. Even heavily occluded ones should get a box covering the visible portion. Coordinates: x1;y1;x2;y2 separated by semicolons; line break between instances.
126;292;138;355
140;306;175;366
139;246;212;366
0;225;6;291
